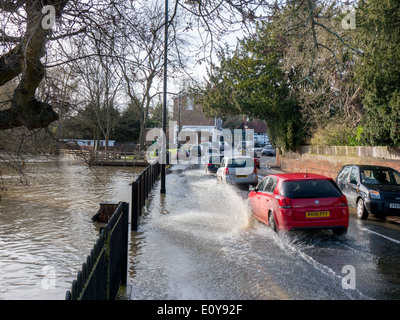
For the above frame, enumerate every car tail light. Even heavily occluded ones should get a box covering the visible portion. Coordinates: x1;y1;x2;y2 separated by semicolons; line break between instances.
341;195;348;207
223;167;229;175
207;163;212;166
254;165;258;174
278;197;291;209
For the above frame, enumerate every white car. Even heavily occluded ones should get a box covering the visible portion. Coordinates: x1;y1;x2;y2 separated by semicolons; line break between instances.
216;156;258;185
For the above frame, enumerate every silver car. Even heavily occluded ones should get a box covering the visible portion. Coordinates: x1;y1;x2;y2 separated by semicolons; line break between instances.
216;156;258;185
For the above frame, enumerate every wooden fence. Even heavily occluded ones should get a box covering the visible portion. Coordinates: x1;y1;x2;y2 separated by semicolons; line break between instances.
88;151;148;166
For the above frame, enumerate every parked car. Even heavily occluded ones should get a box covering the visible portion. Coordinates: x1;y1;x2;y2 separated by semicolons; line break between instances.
261;145;276;156
336;165;400;220
216;156;258;186
203;147;221;161
204;155;224;174
236;141;253;151
253;152;260;168
249;173;349;235
254;141;266;148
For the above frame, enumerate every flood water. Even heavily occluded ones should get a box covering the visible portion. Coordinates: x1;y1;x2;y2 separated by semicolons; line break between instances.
129;168;348;300
128;166;400;300
1;158;400;300
0;156;141;300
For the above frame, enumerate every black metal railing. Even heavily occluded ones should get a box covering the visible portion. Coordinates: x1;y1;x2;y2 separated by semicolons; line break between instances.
65;160;162;300
131;161;161;231
65;202;129;300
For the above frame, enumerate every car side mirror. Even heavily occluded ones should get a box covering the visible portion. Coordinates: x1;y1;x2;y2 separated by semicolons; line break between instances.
249;186;258;192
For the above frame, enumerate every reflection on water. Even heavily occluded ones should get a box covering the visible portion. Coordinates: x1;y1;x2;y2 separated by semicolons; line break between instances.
0;156;142;300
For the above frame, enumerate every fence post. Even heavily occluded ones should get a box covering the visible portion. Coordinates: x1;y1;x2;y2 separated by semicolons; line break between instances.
140;174;144;216
104;226;111;300
144;167;148;200
147;166;151;196
121;202;129;285
131;181;139;231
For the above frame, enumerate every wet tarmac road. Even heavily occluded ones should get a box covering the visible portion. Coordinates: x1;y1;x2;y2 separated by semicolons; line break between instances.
127;163;400;300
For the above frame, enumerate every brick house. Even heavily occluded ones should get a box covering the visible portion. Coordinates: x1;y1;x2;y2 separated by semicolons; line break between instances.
172;93;222;145
237;119;269;145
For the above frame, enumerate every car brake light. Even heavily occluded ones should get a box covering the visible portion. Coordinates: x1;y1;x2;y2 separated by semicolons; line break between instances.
341;195;348;207
278;197;291;209
223;167;229;175
207;163;212;166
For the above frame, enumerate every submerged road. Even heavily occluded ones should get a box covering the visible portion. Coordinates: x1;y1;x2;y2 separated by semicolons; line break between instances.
127;162;400;300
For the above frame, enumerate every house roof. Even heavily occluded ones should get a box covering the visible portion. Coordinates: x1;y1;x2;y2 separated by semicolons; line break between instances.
237;120;267;133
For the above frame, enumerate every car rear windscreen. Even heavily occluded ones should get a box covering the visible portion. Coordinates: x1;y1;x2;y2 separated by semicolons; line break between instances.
227;158;253;168
281;180;342;198
209;156;223;164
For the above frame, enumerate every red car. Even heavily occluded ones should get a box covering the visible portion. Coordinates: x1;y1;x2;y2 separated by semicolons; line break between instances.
249;173;349;235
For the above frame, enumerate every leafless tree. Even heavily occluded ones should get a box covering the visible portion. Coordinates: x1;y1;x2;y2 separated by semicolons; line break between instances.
115;0;193;150
75;27;122;151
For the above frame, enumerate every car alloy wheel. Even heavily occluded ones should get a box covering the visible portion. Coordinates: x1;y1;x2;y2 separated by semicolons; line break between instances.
356;198;369;220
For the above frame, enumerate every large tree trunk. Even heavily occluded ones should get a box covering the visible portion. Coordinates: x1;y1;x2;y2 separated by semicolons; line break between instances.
0;0;66;130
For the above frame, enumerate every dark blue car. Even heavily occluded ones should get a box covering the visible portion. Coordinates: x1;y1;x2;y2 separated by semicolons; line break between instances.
336;165;400;219
204;155;224;174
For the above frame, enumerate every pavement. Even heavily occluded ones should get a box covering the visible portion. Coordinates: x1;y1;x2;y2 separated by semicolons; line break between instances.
257;164;284;178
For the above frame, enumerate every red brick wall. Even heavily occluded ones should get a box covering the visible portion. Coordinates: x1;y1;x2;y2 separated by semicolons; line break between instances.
279;148;400;179
172;95;215;126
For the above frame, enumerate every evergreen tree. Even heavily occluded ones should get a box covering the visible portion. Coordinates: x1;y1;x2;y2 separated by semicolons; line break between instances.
201;23;306;151
356;0;400;145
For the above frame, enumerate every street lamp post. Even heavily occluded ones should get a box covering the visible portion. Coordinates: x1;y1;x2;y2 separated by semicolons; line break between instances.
161;0;168;194
161;0;198;194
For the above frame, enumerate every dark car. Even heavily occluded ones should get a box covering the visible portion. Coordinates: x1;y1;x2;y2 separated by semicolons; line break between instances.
253;152;260;168
203;147;221;161
336;165;400;219
204;155;224;174
261;145;276;156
